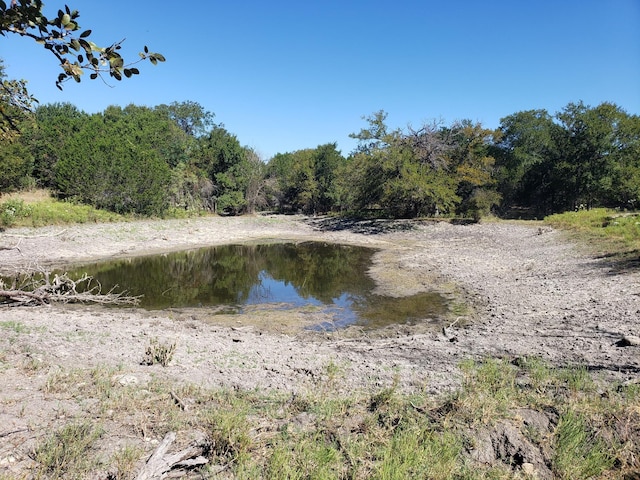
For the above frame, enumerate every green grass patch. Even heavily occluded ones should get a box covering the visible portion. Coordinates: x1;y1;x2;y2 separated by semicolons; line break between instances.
545;208;640;257
0;190;210;228
0;320;30;334
553;409;616;479
0;197;123;227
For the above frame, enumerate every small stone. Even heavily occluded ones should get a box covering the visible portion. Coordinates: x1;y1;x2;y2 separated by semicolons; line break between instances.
522;462;535;475
113;374;139;386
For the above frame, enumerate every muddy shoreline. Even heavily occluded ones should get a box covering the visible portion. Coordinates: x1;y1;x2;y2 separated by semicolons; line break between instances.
1;215;639;391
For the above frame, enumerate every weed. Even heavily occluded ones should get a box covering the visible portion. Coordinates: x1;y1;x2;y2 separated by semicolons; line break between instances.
373;429;462;480
6;357;640;478
141;337;176;367
32;421;104;479
0;320;30;334
552;409;616;478
558;365;595;394
202;404;252;462
109;444;143;480
455;358;519;425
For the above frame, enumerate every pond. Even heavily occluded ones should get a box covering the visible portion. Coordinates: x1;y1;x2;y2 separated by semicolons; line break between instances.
62;242;449;330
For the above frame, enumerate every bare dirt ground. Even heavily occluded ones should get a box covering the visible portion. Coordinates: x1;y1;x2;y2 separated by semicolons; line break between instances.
1;215;639;474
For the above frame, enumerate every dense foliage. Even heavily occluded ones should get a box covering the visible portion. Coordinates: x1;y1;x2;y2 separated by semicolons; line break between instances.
1;64;639;219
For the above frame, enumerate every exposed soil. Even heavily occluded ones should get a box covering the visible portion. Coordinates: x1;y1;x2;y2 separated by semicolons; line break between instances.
1;215;639;475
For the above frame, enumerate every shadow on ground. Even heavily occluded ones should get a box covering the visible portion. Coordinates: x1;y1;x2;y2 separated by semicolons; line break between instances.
594;250;640;275
304;216;426;234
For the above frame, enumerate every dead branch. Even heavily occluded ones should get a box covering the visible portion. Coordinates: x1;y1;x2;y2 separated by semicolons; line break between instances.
0;237;22;253
0;427;29;439
170;391;188;411
0;270;141;307
135;431;210;480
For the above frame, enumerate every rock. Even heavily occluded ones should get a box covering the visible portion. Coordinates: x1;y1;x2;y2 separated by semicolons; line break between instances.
469;421;553;480
521;462;535;475
112;374;139;386
615;335;640;347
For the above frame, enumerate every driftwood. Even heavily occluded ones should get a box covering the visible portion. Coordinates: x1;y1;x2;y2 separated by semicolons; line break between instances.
135;431;210;480
0;271;140;307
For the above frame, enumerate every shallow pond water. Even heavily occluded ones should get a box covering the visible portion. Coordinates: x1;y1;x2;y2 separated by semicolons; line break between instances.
63;242;449;330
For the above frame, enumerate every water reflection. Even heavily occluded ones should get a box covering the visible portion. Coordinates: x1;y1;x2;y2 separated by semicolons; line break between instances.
63;242;448;329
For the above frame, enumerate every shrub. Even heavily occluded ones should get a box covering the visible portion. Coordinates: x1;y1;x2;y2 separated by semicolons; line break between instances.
0;199;32;227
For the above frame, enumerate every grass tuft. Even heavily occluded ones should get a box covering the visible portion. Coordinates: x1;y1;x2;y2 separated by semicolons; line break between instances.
553;409;616;479
32;421;104;479
141;337;176;367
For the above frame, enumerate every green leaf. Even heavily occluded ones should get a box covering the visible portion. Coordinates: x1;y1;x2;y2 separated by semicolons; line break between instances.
70;39;81;51
77;54;84;63
149;57;158;65
154;53;166;62
90;73;98;80
144;45;149;54
109;57;124;69
80;29;92;38
79;38;91;52
130;68;140;75
61;13;71;26
124;69;132;78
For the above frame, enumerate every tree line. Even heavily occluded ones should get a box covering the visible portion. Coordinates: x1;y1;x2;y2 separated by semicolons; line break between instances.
1;80;639;220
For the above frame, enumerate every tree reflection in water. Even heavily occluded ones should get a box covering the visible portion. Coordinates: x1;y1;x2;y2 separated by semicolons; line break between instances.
64;242;448;329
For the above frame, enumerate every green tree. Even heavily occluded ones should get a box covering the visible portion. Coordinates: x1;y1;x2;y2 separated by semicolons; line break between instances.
55;110;171;215
445;120;501;219
312;143;345;213
0;136;32;192
19;102;87;187
494;109;557;214
347;112;462;217
193;126;251;214
0;60;34;190
156;101;216;138
267;145;345;215
555;101;636;210
0;59;35;140
244;148;268;214
495;102;640;214
608;111;640;208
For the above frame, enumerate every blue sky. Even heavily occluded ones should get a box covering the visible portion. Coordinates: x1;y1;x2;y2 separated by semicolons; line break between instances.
2;1;639;159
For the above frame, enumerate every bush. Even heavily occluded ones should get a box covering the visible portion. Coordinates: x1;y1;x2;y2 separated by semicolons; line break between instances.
0;199;32;227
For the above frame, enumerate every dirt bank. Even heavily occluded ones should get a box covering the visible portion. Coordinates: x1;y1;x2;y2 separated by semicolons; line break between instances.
1;215;639;474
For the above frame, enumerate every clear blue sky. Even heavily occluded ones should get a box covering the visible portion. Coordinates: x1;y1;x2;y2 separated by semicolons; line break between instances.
2;1;639;159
